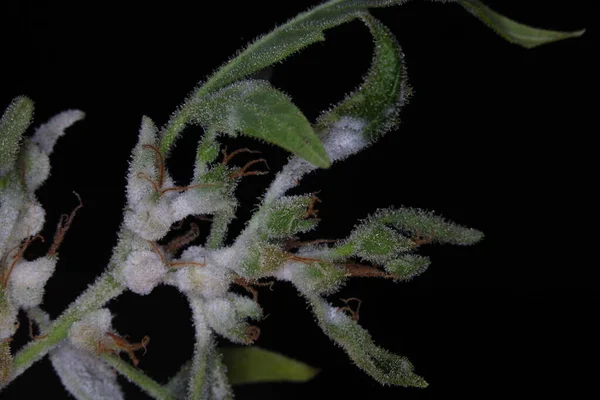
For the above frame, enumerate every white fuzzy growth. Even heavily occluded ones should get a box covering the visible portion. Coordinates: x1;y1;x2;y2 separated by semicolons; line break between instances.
322;117;368;162
8;256;56;308
262;117;367;206
172;246;231;299
124;196;174;241
0;301;18;340
126;117;159;207
31;110;85;154
203;297;241;342
122;249;167;295
50;344;124;400
20;141;51;192
69;308;113;353
10;199;45;243
170;190;224;222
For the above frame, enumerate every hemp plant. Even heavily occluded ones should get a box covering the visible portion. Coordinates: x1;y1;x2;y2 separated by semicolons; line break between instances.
0;0;583;399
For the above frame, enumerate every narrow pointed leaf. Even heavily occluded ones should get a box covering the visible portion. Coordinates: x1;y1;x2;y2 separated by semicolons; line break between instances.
0;96;34;176
191;80;330;168
310;296;427;388
457;0;585;49
220;347;319;385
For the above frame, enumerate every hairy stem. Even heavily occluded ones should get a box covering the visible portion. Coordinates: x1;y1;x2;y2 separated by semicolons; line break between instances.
5;272;123;385
100;353;176;400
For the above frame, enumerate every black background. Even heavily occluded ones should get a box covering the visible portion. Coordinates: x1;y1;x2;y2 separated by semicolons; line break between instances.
0;1;595;398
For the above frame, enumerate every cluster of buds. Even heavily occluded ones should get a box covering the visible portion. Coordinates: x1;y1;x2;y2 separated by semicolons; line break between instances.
0;96;84;380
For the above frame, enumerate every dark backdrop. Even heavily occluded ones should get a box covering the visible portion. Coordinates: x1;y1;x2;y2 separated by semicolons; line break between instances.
0;1;594;398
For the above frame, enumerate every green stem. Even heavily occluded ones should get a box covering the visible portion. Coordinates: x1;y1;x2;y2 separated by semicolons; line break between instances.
100;353;176;400
7;272;123;383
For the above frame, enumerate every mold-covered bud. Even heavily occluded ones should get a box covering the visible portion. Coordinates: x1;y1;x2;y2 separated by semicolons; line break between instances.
69;308;113;353
384;254;430;281
123;195;174;241
50;344;124;400
239;242;288;279
126;117;160;208
260;195;319;240
18;140;50;193
31;109;85;155
7;256;56;308
10;199;45;243
121;249;168;295
276;260;346;295
203;293;262;344
171;246;231;299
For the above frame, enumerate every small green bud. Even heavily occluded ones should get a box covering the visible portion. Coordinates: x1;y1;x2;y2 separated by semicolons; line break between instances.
347;223;413;264
0;96;34;176
261;195;319;240
385;254;430;281
240;242;288;279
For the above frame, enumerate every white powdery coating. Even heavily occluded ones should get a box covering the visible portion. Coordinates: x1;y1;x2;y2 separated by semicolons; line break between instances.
322;117;368;162
170;190;223;222
124;196;174;241
31;110;85;154
262;117;367;205
10;200;45;243
8;257;56;308
50;344;124;400
21;141;51;192
69;308;113;353
173;246;231;299
126;117;159;207
203;298;240;340
122;249;168;295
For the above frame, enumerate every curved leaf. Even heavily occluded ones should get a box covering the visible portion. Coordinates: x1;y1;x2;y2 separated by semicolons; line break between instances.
457;0;585;49
191;80;330;168
220;347;319;385
317;13;409;143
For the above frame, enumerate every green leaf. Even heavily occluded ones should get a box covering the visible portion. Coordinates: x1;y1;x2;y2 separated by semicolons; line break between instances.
0;96;34;176
373;207;484;246
190;80;330;168
317;13;409;143
457;0;585;49
220;347;319;385
158;0;410;153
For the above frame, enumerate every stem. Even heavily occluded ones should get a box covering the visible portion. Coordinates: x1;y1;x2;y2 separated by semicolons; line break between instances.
6;272;123;385
188;296;214;400
100;353;176;400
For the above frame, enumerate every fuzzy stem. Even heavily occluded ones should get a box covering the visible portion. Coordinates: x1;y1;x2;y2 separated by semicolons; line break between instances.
100;353;176;400
206;209;234;250
5;272;123;385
